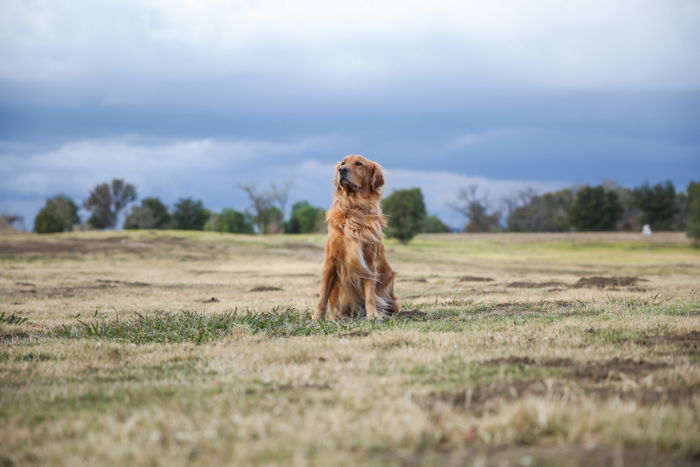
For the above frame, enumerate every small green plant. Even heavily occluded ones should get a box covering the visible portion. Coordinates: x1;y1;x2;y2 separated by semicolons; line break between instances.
0;312;29;325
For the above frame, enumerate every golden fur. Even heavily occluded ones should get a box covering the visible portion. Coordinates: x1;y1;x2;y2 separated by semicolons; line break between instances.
314;155;399;320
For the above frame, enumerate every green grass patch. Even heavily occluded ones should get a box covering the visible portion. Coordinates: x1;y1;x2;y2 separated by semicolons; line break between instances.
0;312;29;325
51;308;416;343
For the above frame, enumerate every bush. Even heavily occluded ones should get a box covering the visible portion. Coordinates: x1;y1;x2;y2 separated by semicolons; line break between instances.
383;188;427;244
34;195;80;234
206;209;255;234
171;198;209;230
284;201;325;233
124;198;171;229
423;215;451;233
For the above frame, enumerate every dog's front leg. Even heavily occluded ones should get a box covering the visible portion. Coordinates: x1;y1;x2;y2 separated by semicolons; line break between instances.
314;260;336;320
363;278;382;320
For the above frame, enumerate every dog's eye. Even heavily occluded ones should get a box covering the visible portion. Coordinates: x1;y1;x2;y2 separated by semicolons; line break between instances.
355;161;363;166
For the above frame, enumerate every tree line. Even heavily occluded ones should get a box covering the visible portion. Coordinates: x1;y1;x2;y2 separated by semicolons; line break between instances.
25;177;700;245
31;179;326;235
382;180;700;244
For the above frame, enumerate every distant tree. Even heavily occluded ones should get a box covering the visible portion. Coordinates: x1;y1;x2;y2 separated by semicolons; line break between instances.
613;185;642;231
260;206;284;234
423;214;451;233
34;195;80;234
83;179;137;229
238;181;294;234
284;201;326;234
506;188;574;232
686;182;700;246
672;191;688;231
171;198;209;230
124;198;171;230
1;214;23;231
450;185;501;233
382;188;427;244
206;209;255;234
569;185;623;231
632;181;678;230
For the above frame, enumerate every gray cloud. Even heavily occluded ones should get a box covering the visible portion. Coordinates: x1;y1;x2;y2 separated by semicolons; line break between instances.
0;136;569;228
2;0;699;108
1;1;698;228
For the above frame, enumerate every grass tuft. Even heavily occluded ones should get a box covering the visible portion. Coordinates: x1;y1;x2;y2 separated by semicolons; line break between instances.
52;307;407;343
0;312;29;325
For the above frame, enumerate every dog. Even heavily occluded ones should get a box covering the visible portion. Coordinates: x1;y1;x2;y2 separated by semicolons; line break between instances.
313;155;399;320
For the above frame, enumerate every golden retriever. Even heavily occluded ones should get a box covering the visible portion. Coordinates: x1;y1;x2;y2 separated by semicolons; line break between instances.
313;155;399;320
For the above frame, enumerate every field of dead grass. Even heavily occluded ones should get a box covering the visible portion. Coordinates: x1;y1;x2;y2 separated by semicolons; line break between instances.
1;230;699;466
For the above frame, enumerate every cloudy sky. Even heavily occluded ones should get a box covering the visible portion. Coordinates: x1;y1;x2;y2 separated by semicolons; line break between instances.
1;0;699;229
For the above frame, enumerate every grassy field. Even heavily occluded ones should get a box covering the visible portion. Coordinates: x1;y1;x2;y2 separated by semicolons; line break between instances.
1;230;699;466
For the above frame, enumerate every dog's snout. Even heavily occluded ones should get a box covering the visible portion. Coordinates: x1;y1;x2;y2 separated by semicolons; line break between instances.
339;166;349;176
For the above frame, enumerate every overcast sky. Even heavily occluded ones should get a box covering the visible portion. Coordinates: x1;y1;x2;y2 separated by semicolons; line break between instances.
1;0;699;229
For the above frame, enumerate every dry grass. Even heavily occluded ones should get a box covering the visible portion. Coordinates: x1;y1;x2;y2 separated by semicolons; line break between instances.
1;230;699;466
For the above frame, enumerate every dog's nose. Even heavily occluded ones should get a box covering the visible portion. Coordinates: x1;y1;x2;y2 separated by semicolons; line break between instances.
339;166;348;176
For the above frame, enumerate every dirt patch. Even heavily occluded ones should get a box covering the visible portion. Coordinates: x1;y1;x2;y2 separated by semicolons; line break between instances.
415;375;692;418
458;276;494;282
481;356;537;366
247;382;332;394
95;279;150;287
399;277;428;283
393;309;428;320
574;276;647;288
1;329;30;342
572;358;669;381
281;242;323;251
249;286;284;292
338;330;370;338
479;356;668;381
485;445;696;467
0;238;141;256
506;281;567;289
376;444;694;467
632;331;700;354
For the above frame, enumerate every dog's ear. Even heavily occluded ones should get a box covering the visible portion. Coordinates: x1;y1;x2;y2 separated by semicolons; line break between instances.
370;162;385;192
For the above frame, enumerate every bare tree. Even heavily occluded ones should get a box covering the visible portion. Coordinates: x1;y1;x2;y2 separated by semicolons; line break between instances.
270;180;295;216
237;180;293;234
1;213;24;231
501;187;538;231
449;184;502;233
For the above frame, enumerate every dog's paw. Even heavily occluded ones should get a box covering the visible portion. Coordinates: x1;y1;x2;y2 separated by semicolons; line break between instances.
312;311;325;321
366;311;386;321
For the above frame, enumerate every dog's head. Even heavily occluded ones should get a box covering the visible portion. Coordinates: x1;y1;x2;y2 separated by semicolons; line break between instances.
334;155;385;197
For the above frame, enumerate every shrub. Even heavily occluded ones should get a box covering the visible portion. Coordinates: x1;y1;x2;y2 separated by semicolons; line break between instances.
206;209;255;234
34;195;80;233
423;215;451;233
284;201;326;233
171;198;209;230
124;198;171;229
383;188;427;244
